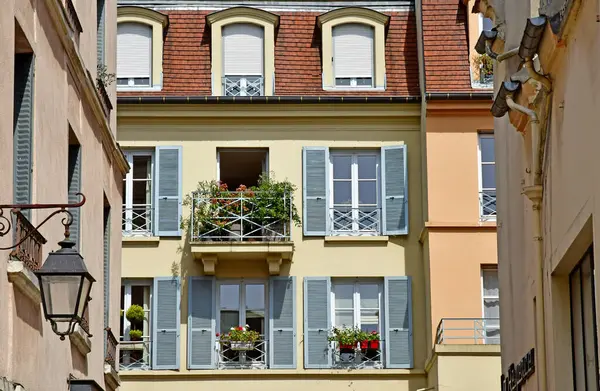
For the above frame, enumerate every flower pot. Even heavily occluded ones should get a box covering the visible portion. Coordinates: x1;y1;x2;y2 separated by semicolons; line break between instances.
369;340;380;350
230;341;254;351
360;340;369;350
339;343;355;354
229;223;242;241
262;221;284;242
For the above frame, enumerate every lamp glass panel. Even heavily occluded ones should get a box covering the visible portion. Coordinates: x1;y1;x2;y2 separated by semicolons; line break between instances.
76;276;92;318
41;275;81;316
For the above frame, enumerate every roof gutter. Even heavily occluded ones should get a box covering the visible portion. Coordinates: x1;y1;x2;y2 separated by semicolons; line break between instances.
425;92;493;101
117;95;422;104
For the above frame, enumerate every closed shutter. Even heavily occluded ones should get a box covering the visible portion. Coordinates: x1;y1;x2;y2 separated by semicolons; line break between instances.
303;277;331;368
103;207;110;330
152;277;181;370
13;53;34;218
384;277;413;368
188;277;216;369
223;23;263;76
155;146;182;236
97;0;105;64
269;277;296;369
302;147;329;236
381;145;408;235
68;144;82;249
333;24;374;78
117;22;151;78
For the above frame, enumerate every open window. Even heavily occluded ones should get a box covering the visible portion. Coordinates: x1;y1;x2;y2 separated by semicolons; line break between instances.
217;149;268;189
120;279;153;370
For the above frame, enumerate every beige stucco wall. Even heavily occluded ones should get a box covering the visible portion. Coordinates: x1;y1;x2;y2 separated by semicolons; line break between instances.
432;346;501;390
0;0;124;390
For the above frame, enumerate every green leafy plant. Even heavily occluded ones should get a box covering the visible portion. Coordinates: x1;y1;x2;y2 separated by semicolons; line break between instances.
125;304;145;324
129;329;143;340
96;64;116;88
250;173;301;228
217;325;260;343
366;330;380;341
328;326;360;346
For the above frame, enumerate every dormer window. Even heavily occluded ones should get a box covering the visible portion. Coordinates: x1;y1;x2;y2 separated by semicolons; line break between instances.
333;24;374;88
117;22;152;87
222;24;264;96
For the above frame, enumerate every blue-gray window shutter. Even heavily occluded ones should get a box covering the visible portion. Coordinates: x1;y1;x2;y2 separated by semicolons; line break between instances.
269;277;296;369
13;53;35;218
155;146;182;236
384;276;413;368
97;0;105;64
302;147;329;236
103;207;110;329
152;277;181;369
68;144;82;249
303;277;331;368
188;277;216;369
381;145;408;235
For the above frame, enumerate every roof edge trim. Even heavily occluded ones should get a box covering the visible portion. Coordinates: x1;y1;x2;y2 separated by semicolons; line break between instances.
426;92;494;101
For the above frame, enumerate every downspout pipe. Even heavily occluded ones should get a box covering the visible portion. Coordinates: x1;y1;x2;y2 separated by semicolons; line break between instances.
485;40;520;62
505;93;547;391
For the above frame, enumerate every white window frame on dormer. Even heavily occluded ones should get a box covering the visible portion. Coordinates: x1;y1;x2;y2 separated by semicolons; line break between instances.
477;133;496;221
117;22;152;88
332;23;375;89
222;23;265;97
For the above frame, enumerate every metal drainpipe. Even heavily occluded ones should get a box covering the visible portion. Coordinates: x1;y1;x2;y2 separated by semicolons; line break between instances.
485;41;520;62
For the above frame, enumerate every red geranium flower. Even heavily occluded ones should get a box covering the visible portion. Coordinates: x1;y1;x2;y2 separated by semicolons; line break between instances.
216;332;220;337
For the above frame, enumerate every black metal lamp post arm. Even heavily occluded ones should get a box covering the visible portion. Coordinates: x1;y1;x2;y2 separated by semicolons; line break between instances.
0;193;86;250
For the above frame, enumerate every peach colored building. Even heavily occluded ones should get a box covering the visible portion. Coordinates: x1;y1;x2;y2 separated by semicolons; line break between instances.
0;0;127;390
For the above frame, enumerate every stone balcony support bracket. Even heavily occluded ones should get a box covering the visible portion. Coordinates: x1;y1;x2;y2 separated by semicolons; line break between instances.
7;260;41;303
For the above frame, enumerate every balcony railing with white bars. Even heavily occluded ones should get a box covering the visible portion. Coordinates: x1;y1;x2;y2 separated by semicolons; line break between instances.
122;205;153;236
480;191;497;220
435;318;500;345
329;207;381;236
119;338;151;370
190;191;292;242
216;337;267;369
332;341;384;369
223;76;264;96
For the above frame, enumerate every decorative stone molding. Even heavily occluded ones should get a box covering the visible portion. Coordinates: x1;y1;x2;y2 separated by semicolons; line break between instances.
201;254;218;275
104;364;121;391
69;324;92;355
266;255;282;275
7;260;41;303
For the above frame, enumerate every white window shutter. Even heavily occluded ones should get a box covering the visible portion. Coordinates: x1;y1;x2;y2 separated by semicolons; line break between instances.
223;23;264;76
117;22;152;79
333;24;374;78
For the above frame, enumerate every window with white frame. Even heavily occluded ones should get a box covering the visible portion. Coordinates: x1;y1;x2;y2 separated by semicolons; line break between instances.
333;24;374;88
117;22;152;87
481;268;500;343
330;151;380;235
120;280;153;370
222;23;264;96
122;151;154;236
478;133;496;219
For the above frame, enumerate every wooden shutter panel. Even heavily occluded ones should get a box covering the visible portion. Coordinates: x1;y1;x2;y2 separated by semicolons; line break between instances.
117;22;151;78
97;0;105;64
303;277;331;368
333;24;374;78
155;146;182;236
382;145;408;235
269;277;296;369
103;207;110;329
384;277;413;369
188;277;216;369
13;53;34;218
302;147;329;236
68;144;82;249
152;277;181;370
223;23;264;76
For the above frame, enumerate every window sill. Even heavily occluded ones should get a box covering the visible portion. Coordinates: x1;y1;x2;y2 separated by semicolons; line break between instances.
323;87;386;92
123;236;160;244
69;324;92;355
117;85;162;92
325;236;389;243
7;260;41;303
119;368;425;377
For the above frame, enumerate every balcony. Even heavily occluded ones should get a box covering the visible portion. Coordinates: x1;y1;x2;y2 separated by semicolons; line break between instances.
188;188;295;275
119;338;151;371
216;337;267;369
223;76;264;97
96;80;113;120
104;328;121;389
480;191;497;221
329;207;382;236
10;211;47;271
435;318;500;345
122;205;153;237
331;341;384;369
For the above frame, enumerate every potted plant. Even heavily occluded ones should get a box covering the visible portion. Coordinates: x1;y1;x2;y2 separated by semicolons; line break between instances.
359;331;380;350
129;329;143;341
126;304;145;341
218;325;260;351
183;180;235;241
328;326;359;353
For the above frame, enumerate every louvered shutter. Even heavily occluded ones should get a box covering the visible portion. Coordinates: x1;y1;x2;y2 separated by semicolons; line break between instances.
68;144;82;249
381;145;408;235
304;277;331;368
97;0;105;64
223;23;264;76
103;207;110;329
384;277;413;368
155;146;182;236
269;277;296;369
117;22;151;79
188;277;216;369
152;277;180;370
303;147;329;236
333;24;374;78
13;53;34;218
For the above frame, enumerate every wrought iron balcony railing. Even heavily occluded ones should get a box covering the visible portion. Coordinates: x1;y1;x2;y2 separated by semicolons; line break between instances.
10;211;47;271
331;341;384;369
119;338;151;371
480;191;497;220
329;207;381;236
65;0;83;43
217;337;267;369
223;76;264;96
435;318;500;345
122;205;153;236
104;328;119;373
96;80;113;120
190;191;292;242
79;306;91;336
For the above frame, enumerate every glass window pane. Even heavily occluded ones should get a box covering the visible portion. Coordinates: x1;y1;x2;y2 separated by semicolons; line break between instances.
220;311;240;334
480;137;495;163
358;155;377;179
334;284;354;309
359;284;379;308
246;310;265;334
360;309;379;333
332;155;352;179
132;180;151;205
482;270;499;296
358;207;378;231
333;181;352;205
571;269;586;390
356;77;372;87
483;299;500;319
358;181;377;205
132;156;151;179
245;284;265;310
581;256;599;387
482;190;497;215
220;284;240;310
482;165;496;189
335;310;354;327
